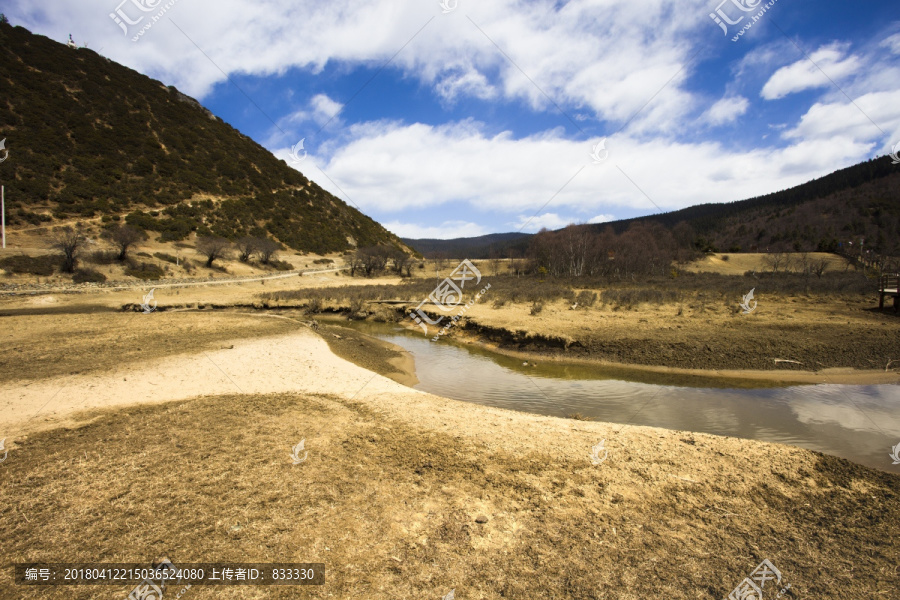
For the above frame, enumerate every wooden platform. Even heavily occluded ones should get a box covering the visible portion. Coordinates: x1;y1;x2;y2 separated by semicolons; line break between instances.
879;273;899;312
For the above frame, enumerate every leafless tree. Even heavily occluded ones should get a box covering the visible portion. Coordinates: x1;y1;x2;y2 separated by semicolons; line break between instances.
236;236;260;262
764;251;787;273
355;245;392;277
488;251;503;276
811;258;828;278
50;225;86;273
196;235;231;267
256;238;279;264
391;249;412;276
103;225;147;261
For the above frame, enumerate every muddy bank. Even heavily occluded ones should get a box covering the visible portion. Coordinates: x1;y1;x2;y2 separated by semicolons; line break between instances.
315;321;418;387
444;314;900;380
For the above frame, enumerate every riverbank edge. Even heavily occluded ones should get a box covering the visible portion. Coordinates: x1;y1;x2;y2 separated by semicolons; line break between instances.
389;315;900;386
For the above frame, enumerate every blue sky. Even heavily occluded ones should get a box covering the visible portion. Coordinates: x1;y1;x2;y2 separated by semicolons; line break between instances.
8;0;900;238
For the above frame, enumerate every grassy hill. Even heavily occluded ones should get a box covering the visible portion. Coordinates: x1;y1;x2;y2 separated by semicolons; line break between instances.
0;22;406;255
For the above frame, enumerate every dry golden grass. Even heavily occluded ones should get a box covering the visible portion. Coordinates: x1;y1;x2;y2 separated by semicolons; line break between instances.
682;252;849;275
1;389;898;599
0;305;897;599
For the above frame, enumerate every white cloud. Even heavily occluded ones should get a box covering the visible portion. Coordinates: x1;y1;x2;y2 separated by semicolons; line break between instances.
588;214;616;224
435;68;497;102
783;90;900;143
282;94;344;128
881;32;900;55
382;220;491;239
512;213;580;232
8;0;715;134
703;95;750;125
306;117;879;222
761;43;862;100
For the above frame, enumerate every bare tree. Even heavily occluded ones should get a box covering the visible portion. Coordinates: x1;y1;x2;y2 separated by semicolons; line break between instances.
236;236;260;262
356;245;392;277
764;251;787;273
391;249;411;276
488;250;503;276
811;258;828;278
103;225;147;261
256;238;279;264
50;226;86;273
196;235;231;267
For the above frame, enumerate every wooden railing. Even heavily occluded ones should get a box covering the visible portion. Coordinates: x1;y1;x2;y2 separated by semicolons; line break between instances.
879;273;899;311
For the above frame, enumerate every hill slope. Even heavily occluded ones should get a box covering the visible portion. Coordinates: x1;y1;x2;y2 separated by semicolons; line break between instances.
596;157;900;254
405;157;900;259
0;22;406;255
401;232;531;259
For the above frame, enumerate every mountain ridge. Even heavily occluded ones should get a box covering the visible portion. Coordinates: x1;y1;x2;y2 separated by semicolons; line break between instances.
402;156;900;258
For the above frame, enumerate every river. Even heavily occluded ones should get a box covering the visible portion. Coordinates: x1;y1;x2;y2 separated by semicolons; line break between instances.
346;321;900;472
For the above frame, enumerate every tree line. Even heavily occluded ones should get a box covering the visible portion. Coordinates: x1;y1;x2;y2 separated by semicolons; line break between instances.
522;222;698;279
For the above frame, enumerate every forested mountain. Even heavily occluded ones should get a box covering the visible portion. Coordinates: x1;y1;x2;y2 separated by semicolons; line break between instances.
0;22;407;254
599;157;899;254
404;157;899;259
401;232;531;259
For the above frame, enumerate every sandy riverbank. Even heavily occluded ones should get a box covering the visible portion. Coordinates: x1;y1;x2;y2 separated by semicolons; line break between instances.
1;310;898;598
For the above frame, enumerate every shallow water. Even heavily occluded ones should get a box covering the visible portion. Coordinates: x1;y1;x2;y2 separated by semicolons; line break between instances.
346;321;900;472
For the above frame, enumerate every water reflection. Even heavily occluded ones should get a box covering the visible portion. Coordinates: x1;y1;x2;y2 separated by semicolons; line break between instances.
347;322;900;471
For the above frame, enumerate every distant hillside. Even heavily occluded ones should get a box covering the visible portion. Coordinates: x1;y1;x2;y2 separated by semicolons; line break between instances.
596;157;900;254
401;232;531;259
405;157;899;259
0;22;408;255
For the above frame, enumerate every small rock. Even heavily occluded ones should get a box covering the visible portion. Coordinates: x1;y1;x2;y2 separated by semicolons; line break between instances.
475;515;489;524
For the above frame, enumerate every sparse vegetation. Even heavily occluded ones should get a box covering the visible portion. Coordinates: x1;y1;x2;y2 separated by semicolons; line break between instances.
72;268;107;283
49;226;86;273
102;224;147;261
0;254;60;276
196;235;231;268
124;261;166;280
153;252;179;264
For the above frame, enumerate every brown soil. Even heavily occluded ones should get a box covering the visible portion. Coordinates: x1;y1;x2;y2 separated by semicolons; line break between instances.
316;321;418;387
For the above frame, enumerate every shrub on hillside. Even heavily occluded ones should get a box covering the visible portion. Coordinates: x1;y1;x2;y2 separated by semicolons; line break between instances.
125;261;166;280
153;252;179;264
269;259;293;271
72;268;107;283
89;250;119;265
0;254;60;276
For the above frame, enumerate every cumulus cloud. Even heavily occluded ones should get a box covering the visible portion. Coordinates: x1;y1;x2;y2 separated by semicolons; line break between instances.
8;0;714;134
760;43;862;100
703;95;750;125
512;213;581;232
305;117;877;224
381;220;491;239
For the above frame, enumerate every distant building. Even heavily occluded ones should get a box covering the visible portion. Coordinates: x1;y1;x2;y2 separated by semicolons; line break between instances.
67;34;76;49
